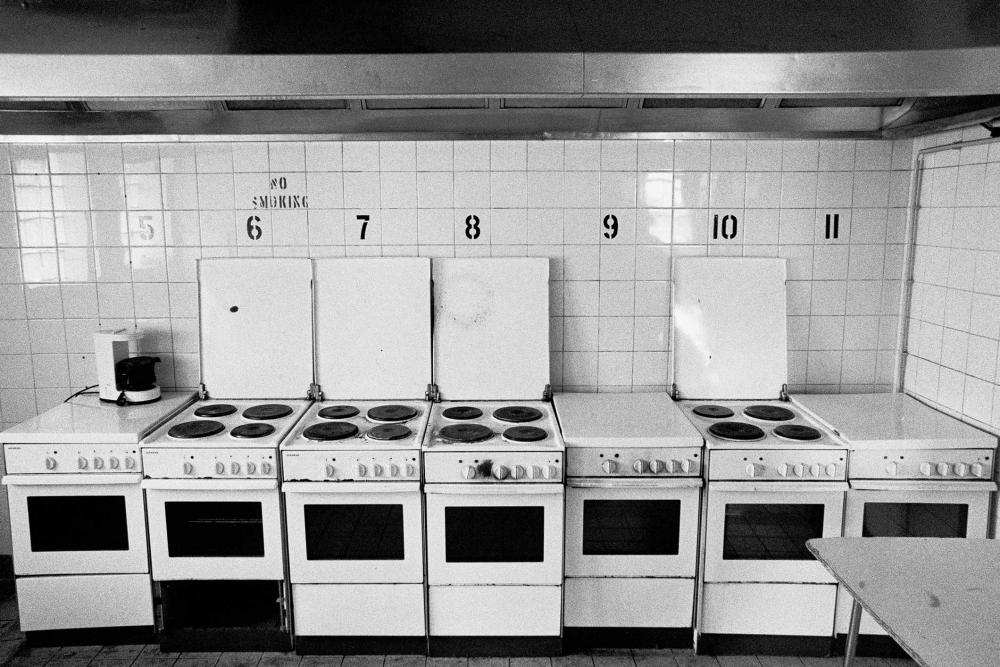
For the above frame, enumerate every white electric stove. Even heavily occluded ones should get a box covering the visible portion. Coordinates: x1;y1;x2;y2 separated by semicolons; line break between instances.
280;257;432;655
422;258;564;657
673;257;847;656
554;392;703;649
140;257;315;653
791;392;997;656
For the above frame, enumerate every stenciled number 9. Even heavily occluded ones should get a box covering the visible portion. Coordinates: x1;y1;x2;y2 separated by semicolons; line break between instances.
603;214;619;240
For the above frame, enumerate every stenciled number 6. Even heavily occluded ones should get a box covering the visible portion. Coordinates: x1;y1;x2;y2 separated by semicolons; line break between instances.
246;215;262;240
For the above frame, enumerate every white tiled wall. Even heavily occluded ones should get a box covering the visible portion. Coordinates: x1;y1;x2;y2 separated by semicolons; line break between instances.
0;138;911;430
904;127;1000;433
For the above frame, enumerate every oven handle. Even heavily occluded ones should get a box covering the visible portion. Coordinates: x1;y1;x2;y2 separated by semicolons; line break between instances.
2;473;141;486
423;484;564;496
141;478;278;491
282;481;420;494
850;480;997;492
709;481;848;493
566;478;703;489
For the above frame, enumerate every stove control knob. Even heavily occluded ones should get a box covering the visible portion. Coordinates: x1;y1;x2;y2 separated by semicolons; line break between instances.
919;462;933;476
183;462;194;475
355;463;368;478
45;456;57;470
93;457;105;470
370;463;383;477
649;459;665;474
884;462;898;476
511;465;526;480
601;460;618;474
462;466;477;480
793;463;805;477
666;460;678;473
405;463;417;478
936;462;950;476
246;462;257;475
215;462;226;475
826;464;838;477
109;456;120;470
953;463;968;477
971;463;985;477
231;462;241;475
261;462;273;475
545;465;559;480
492;464;510;480
530;465;543;479
777;463;790;477
681;459;693;474
745;464;758;477
633;460;647;474
325;464;336;478
77;457;88;470
124;456;136;470
809;463;822;478
390;464;400;478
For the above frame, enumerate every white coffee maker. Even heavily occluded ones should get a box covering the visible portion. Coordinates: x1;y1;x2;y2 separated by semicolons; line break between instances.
94;329;162;404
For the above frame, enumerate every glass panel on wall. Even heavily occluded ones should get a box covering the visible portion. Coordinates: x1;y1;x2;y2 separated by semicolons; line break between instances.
304;504;405;560
862;502;968;538
582;499;681;556
445;506;544;562
165;501;264;557
28;496;129;552
723;503;825;560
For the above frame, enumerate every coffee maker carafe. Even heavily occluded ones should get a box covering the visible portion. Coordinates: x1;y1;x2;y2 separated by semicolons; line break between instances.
94;329;162;405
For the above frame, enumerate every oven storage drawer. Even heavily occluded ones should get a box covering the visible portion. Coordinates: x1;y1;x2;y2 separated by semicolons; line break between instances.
283;482;423;583
565;480;701;578
292;583;426;636
704;482;846;584
701;583;836;636
4;474;148;576
144;480;284;580
564;577;694;628
428;585;561;636
425;484;564;585
17;574;154;632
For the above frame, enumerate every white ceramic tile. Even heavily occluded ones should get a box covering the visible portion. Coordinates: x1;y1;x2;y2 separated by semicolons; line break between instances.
380;209;419;245
158;144;196;173
565;281;600;316
635;208;672;245
637;140;673;171
810;281;847;316
307;209;346;247
417;209;455;245
563;351;598;385
853;171;891;207
490;209;527;244
564;317;599;351
47;145;87;174
599;245;635;281
782;141;820;171
818;140;856;171
232;143;269;172
160;173;198;209
673;172;708;208
130;246;167;282
342;141;380;171
343;172;381;208
490;171;527;207
563;245;600;280
710;141;747;171
380;171;417;208
674;141;710;171
31;354;69;387
709;172;746;208
0;354;34;389
165;246;201;282
133;282;170;318
306;171;344;209
17;212;56;247
194;143;233;173
940;328;969;370
13;174;52;210
416;142;453;171
271;210;309;246
855;141;893;170
599;281;634;316
814;172;854;207
379;141;416;171
85;145;124;174
453;141;490;171
598;351;632;386
196;173;234;210
491;141;527;170
168;282;198;318
454;171;491;207
806;350;842;385
416;172;453;208
526;141;564;171
527;171;563;208
565;142;601;171
564;172;601;207
601;141;637;171
27;319;66;354
779;172;817;208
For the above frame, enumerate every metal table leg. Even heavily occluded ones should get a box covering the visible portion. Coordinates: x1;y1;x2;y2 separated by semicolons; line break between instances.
844;597;862;667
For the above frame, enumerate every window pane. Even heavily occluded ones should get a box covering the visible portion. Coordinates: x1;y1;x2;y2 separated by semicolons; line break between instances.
445;506;544;562
165;501;264;557
723;503;825;560
582;499;681;556
862;502;968;538
304;504;405;560
28;496;129;552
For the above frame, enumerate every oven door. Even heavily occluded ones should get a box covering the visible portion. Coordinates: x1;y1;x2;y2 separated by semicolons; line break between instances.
704;481;846;583
425;484;564;585
4;474;148;575
283;481;423;583
565;478;702;577
143;479;284;580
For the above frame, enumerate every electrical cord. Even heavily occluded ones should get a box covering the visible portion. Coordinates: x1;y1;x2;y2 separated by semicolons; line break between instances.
63;385;98;403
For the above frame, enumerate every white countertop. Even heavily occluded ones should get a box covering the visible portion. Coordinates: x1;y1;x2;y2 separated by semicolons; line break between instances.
792;393;997;450
554;392;702;447
1;392;198;444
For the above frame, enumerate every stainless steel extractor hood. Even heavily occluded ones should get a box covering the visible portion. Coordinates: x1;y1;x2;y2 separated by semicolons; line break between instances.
1;0;999;138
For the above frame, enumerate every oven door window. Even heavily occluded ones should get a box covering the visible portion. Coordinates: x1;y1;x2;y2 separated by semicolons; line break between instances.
723;503;825;560
165;501;264;557
27;496;129;552
582;499;680;556
862;502;968;538
445;506;544;562
304;504;405;560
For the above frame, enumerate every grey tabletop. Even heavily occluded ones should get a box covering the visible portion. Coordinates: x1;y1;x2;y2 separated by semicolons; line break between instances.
806;537;1000;667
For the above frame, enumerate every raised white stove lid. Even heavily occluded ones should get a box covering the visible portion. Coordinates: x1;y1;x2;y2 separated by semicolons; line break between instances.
553;392;702;447
432;258;549;400
314;258;431;399
672;257;787;400
792;393;998;450
199;258;313;399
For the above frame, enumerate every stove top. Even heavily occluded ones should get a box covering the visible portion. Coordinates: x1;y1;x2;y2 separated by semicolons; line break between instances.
281;400;429;451
422;401;564;452
680;400;843;450
144;400;312;448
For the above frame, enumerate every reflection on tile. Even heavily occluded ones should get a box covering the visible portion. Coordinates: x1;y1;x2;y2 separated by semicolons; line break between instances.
20;248;59;282
13;174;52;210
17;212;55;247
